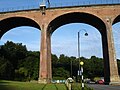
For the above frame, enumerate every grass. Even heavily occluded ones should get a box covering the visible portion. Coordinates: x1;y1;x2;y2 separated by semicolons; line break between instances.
0;80;67;90
72;83;94;90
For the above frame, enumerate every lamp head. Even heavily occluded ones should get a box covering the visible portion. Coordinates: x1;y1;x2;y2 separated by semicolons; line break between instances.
85;33;88;36
80;61;84;66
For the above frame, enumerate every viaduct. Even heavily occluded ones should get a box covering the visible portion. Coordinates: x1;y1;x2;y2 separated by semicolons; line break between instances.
0;4;120;84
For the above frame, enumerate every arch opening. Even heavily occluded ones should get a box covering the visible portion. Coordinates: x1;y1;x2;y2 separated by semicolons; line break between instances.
112;15;120;75
51;23;104;80
48;12;107;82
112;15;120;60
0;17;41;81
112;22;120;59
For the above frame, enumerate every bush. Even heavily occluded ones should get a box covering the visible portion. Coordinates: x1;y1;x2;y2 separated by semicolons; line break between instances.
93;77;101;82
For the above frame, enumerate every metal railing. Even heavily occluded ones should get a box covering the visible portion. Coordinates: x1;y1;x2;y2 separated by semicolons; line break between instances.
0;0;120;13
0;5;39;13
49;0;120;8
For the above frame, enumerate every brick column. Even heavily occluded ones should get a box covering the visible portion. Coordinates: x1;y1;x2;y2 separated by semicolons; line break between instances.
105;18;120;84
47;30;52;82
38;24;52;83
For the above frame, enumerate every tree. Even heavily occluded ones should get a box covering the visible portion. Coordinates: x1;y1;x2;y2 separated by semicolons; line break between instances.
15;67;28;81
17;51;40;81
0;61;14;80
1;41;27;69
52;54;58;65
1;40;117;82
83;56;104;79
53;67;70;80
0;41;28;80
117;59;120;75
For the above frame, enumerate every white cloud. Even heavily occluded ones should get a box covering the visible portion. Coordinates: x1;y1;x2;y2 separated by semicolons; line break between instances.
0;22;120;59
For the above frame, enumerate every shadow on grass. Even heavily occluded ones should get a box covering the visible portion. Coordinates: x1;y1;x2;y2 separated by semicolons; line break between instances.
41;84;47;90
0;80;14;90
0;85;13;90
54;84;58;90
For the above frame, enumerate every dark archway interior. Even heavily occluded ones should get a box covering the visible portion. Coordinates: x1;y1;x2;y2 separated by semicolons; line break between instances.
0;17;41;39
48;12;106;35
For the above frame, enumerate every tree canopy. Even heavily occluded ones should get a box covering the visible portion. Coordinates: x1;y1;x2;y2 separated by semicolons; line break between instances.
0;41;120;81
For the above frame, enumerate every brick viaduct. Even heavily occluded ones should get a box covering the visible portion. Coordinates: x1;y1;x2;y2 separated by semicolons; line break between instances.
0;4;120;84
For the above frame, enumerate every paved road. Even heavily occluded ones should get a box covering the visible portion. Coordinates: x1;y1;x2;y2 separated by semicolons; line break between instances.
87;84;120;90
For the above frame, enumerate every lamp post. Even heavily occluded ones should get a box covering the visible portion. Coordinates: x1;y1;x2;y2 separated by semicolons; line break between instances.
78;29;88;90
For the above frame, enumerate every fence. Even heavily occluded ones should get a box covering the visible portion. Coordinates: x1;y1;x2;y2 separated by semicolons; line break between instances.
0;0;120;13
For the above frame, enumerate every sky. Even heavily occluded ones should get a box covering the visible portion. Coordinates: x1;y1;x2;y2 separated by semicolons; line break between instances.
0;0;120;11
0;0;120;59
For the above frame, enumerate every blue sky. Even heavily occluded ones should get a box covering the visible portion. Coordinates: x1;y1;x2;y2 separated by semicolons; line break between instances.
0;0;120;59
0;0;119;11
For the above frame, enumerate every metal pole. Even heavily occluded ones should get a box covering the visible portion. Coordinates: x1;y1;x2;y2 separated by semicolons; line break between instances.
71;59;72;77
78;32;80;82
78;29;88;89
47;0;50;7
81;65;84;90
78;29;88;90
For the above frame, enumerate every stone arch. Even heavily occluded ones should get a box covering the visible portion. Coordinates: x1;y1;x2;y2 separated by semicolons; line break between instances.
47;12;106;35
47;12;113;83
0;17;41;39
39;12;120;84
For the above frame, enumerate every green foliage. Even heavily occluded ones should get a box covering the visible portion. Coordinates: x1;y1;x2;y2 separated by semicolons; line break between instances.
1;41;27;68
83;56;104;79
15;67;28;81
117;60;120;74
53;67;70;79
0;41;119;82
0;41;39;81
93;77;101;82
0;61;14;80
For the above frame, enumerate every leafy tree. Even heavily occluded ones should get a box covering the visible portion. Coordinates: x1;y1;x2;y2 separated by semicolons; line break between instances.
0;61;14;80
83;56;104;79
117;59;120;75
0;41;119;82
1;41;27;69
15;67;28;81
53;67;70;79
17;51;40;80
52;54;58;66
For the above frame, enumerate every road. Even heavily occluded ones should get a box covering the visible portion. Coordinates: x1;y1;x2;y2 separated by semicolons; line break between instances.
87;84;120;90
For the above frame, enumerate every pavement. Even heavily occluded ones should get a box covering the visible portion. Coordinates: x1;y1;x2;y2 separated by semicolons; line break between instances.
87;84;120;90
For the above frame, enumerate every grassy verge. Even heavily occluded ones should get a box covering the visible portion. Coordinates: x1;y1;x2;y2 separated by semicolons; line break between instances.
0;80;67;90
72;83;93;90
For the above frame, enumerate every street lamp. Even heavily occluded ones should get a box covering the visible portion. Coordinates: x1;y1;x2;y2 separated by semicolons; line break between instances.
78;29;88;90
